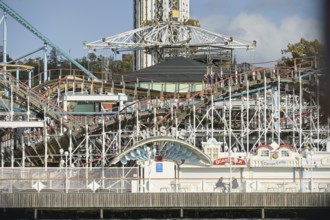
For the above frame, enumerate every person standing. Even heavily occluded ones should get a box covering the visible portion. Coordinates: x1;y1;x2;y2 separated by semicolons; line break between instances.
232;178;239;191
215;177;227;192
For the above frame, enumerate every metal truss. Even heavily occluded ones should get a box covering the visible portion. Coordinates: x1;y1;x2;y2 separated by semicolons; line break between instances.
85;22;256;53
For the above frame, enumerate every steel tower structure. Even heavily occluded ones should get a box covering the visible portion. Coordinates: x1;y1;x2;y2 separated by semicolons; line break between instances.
133;0;190;70
134;0;190;26
87;0;255;71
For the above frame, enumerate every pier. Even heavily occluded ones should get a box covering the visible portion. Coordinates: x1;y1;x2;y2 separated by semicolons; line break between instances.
1;192;330;219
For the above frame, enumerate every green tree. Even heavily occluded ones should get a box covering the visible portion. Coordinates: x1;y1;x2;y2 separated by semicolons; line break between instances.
18;58;37;81
76;56;88;70
279;38;324;67
117;54;133;73
48;48;59;69
0;53;14;64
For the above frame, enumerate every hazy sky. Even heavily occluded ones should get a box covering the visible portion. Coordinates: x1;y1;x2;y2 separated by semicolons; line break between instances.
0;0;324;66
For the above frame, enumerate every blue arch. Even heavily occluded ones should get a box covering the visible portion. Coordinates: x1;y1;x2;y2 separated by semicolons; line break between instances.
110;137;211;166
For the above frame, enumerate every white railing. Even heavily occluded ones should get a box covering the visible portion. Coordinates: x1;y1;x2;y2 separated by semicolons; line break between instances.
1;168;330;193
142;178;330;193
0;167;138;193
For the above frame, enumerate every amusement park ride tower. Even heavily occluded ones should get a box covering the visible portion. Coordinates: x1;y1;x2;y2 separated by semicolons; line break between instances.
86;0;255;71
134;0;190;27
133;0;190;70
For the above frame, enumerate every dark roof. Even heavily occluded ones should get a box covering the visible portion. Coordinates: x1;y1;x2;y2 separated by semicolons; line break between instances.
131;57;207;82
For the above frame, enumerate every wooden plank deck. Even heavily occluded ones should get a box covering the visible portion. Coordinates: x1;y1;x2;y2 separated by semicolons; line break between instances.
0;193;329;209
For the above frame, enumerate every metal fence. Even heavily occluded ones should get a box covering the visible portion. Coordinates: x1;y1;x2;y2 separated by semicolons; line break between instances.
1;167;330;193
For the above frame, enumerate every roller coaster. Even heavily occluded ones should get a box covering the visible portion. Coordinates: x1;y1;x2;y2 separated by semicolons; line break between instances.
0;0;329;172
0;61;326;168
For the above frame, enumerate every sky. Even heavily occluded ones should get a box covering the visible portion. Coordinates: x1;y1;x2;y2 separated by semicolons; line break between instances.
0;0;324;66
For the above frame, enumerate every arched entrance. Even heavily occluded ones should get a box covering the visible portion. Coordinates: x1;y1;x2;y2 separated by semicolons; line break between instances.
110;137;211;192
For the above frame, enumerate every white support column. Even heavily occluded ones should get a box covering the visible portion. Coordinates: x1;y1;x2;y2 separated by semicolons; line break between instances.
316;76;320;149
240;99;244;151
69;130;73;167
101;117;105;189
223;104;227;150
21;136;25;167
246;80;250;154
170;106;173;120
118;114;122;153
153;106;157;130
43;44;48;82
10;84;13;121
10;131;14;167
1;144;4;168
257;92;261;146
119;99;124;111
64;151;68;193
136;102;140;143
299;71;302;150
229;81;232;150
2;12;7;71
263;70;267;144
193;104;196;146
229;148;232;192
220;68;224;87
28;70;32;88
16;67;19;87
57;82;61;107
62;95;68;120
175;112;178;139
277;70;281;144
84;123;89;190
102;117;105;167
60;117;63;135
310;151;314;192
292;88;296;149
43;108;48;170
211;95;214;139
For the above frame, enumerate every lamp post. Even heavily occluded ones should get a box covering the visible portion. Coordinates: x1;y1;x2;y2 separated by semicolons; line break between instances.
59;149;69;192
1;146;4;168
59;157;65;190
226;147;238;192
306;148;315;192
64;151;69;193
59;148;64;168
146;147;156;192
311;149;315;192
68;146;73;167
146;147;152;192
225;161;232;192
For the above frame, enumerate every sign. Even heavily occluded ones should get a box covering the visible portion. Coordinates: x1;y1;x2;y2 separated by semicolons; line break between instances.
250;160;299;167
262;160;288;167
213;157;246;166
156;162;163;173
130;126;195;145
